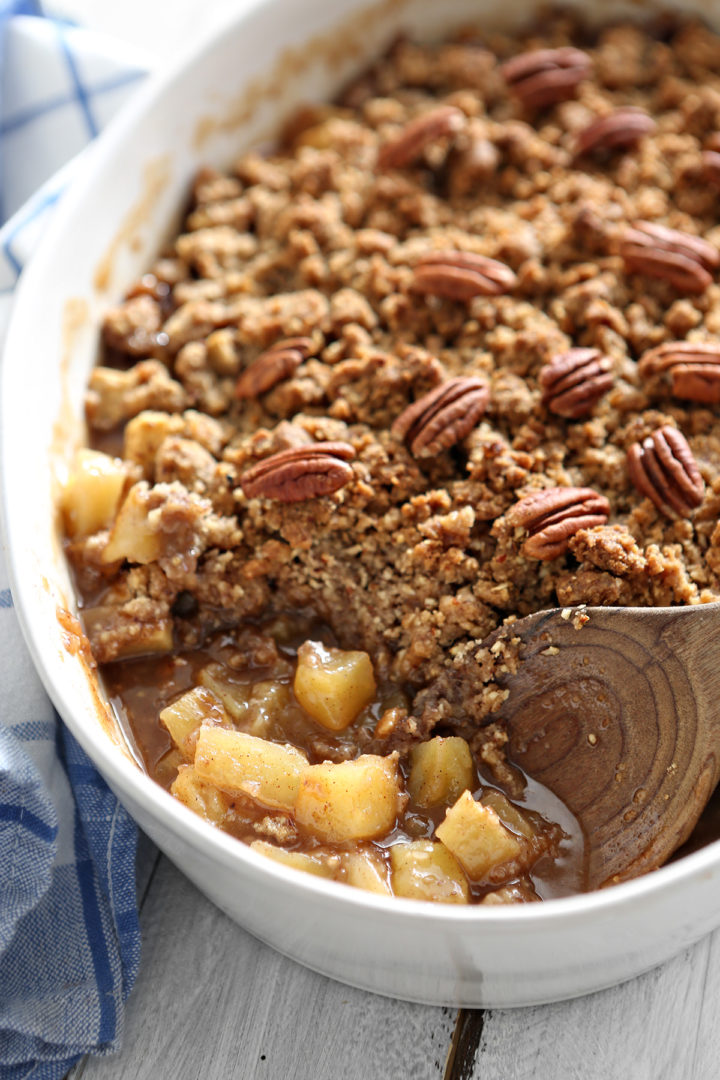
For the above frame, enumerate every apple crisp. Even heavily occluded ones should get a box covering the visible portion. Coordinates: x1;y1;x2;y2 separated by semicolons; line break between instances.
63;12;720;902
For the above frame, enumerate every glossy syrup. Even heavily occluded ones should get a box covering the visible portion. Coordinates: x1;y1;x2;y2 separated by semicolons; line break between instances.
99;618;589;902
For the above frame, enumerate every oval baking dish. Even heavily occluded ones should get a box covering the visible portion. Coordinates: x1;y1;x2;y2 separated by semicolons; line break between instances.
4;0;720;1006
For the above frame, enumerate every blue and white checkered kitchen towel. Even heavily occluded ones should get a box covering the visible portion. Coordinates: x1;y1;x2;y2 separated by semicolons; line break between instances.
0;4;150;1077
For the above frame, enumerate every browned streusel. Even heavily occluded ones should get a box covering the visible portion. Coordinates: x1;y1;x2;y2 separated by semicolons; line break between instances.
65;13;720;898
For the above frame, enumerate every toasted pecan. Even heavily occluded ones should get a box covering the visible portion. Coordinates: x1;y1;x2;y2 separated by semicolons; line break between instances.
501;46;591;109
411;250;516;302
240;441;356;503
539;348;613;419
506;486;610;560
574;107;656;157
236;337;314;399
377;105;465;171
392;376;490;457
620;221;720;294
627;426;704;518
638;341;720;404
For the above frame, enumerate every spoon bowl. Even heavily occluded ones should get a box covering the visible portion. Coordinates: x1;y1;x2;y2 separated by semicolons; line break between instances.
491;602;720;890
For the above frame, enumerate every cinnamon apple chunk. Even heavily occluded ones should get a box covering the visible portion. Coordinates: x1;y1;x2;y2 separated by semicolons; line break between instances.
295;754;403;842
407;736;474;808
194;726;308;811
294;641;376;731
481;789;536;840
435;790;524;881
199;664;251;723
61;448;127;538
171;764;232;826
250;841;338;879
159;686;228;762
101;482;163;564
81;604;173;660
390;840;470;904
341;848;392;896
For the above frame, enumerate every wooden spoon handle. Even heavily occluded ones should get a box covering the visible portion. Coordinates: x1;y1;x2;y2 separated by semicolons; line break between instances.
495;603;720;890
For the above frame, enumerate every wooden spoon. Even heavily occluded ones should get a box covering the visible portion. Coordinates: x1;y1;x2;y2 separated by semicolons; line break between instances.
489;601;720;891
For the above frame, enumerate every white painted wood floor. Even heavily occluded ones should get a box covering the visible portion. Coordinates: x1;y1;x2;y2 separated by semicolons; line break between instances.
65;831;720;1080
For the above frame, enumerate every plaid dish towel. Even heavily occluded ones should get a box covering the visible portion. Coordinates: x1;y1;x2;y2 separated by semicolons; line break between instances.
0;4;149;1077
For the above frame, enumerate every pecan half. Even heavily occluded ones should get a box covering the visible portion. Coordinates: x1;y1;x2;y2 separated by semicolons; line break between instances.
627;426;704;518
411;251;516;302
638;340;720;404
574;107;656;157
236;337;314;399
392;376;490;457
506;487;610;560
377;105;465;171
501;47;591;109
620;221;720;294
539;348;613;418
240;441;356;503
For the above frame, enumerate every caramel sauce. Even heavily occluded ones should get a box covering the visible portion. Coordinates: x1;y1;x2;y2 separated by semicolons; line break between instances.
98;616;587;902
57;606;96;663
55;603;136;758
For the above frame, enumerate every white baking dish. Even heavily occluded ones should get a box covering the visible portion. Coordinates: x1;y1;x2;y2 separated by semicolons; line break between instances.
4;0;720;1007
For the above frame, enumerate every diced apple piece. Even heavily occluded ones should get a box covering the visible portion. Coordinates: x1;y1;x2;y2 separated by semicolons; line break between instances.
194;726;308;811
294;641;376;731
108;617;173;658
480;882;539;905
295;754;401;842
61;449;127;538
342;849;392;896
159;686;227;762
481;790;536;840
171;764;231;826
250;840;337;879
101;482;162;563
390;840;469;904
436;790;523;881
199;664;250;723
199;673;294;738
408;736;474;808
155;747;184;789
118;620;173;657
246;680;292;738
81;605;173;659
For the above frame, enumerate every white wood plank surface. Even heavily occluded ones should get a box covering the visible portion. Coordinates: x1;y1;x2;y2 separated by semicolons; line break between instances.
68;837;720;1080
449;938;720;1080
71;851;455;1080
